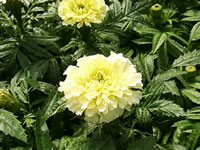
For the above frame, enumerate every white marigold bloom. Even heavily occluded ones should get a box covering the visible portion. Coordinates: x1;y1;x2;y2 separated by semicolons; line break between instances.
58;0;109;28
0;0;6;4
59;52;143;123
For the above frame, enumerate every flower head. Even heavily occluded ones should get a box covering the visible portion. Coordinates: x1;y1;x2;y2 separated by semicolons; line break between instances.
58;0;109;28
0;0;6;4
59;52;143;123
0;89;14;107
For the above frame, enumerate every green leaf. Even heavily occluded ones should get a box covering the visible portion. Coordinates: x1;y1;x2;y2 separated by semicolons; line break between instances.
182;89;200;104
48;59;60;84
157;42;168;72
154;69;186;83
26;79;55;94
185;125;200;150
133;23;158;34
167;38;188;54
17;51;31;69
29;60;49;80
132;54;154;82
152;32;167;54
172;50;200;67
42;90;63;121
136;107;152;123
19;41;52;58
163;80;180;96
0;109;27;142
127;137;157;150
147;100;185;117
122;0;132;15
187;106;200;120
182;10;200;21
159;144;187;150
190;22;200;41
143;55;154;81
132;36;152;45
23;35;60;44
35;110;52;150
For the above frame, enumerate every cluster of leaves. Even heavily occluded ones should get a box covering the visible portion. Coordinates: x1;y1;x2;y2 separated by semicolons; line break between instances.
0;0;200;149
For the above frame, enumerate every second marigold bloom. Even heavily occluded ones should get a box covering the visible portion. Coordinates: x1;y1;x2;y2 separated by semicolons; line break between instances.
59;52;143;123
58;0;109;28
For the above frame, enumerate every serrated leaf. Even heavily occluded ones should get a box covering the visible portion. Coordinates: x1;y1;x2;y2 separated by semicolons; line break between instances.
167;38;188;54
154;69;186;83
136;107;152;123
190;22;200;41
148;100;185;117
152;32;167;54
182;89;200;104
163;80;180;96
132;54;154;82
127;137;157;150
0;109;27;142
42;90;63;121
26;79;55;94
172;50;200;67
35;110;52;150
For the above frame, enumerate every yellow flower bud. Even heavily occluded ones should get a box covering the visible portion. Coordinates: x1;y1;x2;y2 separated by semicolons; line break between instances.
185;66;196;73
151;4;162;11
0;89;14;107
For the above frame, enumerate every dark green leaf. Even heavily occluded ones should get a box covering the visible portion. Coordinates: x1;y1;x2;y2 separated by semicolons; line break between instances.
0;109;27;142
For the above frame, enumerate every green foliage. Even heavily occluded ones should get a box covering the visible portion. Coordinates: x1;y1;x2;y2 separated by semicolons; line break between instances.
0;0;200;149
127;137;157;150
0;109;27;142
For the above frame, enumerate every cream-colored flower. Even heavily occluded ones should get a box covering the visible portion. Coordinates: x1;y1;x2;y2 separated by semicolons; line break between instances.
58;0;109;28
59;52;143;123
0;0;6;4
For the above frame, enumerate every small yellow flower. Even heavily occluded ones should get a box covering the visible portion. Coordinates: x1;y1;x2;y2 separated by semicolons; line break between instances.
58;0;109;28
185;66;196;72
59;52;143;123
0;89;14;107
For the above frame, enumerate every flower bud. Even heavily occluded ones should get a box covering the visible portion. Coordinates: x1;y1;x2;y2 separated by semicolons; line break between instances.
185;66;196;73
0;89;14;107
150;4;163;27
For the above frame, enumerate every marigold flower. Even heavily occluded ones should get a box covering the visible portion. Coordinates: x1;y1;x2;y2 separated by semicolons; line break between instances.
59;52;143;123
58;0;109;28
0;0;6;4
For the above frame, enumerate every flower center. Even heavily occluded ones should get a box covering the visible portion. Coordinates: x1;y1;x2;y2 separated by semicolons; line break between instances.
77;4;85;9
95;71;106;82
